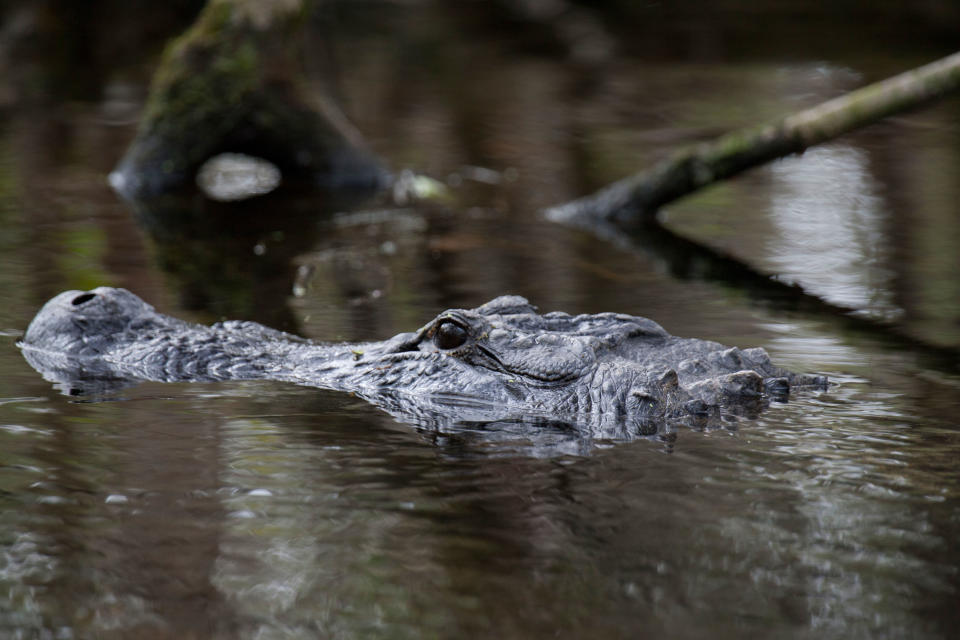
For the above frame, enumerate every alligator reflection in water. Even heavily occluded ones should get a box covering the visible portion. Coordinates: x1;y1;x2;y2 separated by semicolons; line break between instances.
19;287;827;447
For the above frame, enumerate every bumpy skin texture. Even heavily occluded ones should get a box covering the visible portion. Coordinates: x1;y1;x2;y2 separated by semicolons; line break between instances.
20;287;827;437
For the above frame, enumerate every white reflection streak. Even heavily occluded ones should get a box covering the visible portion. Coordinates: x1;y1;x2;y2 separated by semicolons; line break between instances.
196;153;282;202
767;144;896;316
0;532;57;629
212;419;321;623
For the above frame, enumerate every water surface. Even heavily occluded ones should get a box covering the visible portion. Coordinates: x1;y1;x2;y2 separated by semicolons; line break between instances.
1;2;959;638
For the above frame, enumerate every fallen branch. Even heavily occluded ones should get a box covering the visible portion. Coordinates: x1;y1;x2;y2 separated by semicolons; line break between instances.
545;51;960;226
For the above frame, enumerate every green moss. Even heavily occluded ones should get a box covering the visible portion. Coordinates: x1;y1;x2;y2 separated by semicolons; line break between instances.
135;1;267;176
147;37;258;124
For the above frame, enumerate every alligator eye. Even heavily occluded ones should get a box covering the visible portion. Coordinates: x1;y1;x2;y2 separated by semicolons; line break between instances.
434;320;468;350
72;293;96;306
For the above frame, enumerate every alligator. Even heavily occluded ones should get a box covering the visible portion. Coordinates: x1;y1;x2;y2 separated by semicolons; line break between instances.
19;287;827;438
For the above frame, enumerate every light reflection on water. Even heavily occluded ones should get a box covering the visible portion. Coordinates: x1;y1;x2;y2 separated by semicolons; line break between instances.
193;153;283;202
767;143;897;317
760;321;875;372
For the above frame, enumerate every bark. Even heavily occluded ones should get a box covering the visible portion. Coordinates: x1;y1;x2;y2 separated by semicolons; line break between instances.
111;0;387;198
545;51;960;227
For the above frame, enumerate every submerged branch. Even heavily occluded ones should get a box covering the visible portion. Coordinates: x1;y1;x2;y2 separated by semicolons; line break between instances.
545;51;960;226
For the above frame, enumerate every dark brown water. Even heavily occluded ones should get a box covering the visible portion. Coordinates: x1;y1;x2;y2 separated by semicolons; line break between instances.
2;2;959;638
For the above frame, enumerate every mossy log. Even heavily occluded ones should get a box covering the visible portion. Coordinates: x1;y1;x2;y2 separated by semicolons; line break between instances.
546;51;960;227
111;0;387;198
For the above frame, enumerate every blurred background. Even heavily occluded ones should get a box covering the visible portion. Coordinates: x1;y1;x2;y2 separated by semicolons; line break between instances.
1;2;959;638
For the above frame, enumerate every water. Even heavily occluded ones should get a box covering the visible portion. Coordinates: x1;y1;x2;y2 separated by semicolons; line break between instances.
1;2;959;638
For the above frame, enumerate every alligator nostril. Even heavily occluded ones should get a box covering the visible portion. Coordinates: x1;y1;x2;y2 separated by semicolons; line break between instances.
71;293;96;306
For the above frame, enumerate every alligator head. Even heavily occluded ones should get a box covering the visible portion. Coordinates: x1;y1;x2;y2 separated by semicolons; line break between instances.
19;287;827;437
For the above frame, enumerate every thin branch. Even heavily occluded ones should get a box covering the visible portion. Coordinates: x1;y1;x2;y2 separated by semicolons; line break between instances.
545;51;960;226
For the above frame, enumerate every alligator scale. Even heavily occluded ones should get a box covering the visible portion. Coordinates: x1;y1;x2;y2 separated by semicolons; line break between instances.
20;288;826;437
